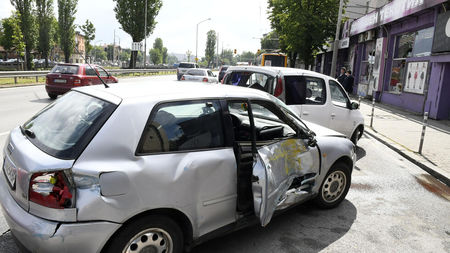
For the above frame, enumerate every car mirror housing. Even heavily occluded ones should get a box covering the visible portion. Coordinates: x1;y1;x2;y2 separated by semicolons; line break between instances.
351;102;359;110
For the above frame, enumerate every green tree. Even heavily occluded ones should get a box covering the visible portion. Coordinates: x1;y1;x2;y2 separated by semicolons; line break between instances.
80;19;95;61
49;17;59;62
162;47;168;64
205;30;216;67
11;0;36;70
239;51;256;63
119;49;130;62
92;45;107;61
149;48;161;64
260;31;279;50
35;0;54;68
0;13;25;61
113;0;162;68
57;0;78;63
167;54;178;66
220;49;236;66
268;0;340;67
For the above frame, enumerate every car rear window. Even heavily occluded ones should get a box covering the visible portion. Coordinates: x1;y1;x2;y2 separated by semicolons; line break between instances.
264;55;285;67
187;70;205;76
22;91;117;160
50;65;79;74
178;63;195;68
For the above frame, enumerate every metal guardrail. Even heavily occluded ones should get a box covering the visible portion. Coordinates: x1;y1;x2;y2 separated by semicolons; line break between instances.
0;69;176;84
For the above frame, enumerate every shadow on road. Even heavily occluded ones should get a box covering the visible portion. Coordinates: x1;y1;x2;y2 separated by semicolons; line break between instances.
30;98;52;104
193;200;357;253
356;146;366;161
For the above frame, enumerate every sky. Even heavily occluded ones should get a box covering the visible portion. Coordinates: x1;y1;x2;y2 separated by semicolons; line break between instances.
0;0;272;57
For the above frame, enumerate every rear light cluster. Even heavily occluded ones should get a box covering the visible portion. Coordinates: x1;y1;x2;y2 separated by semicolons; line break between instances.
73;77;82;85
181;76;185;80
29;171;75;209
45;76;49;84
274;77;283;97
202;77;208;82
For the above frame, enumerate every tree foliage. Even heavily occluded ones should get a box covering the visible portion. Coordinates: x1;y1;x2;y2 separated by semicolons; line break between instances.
220;49;237;66
267;0;340;67
0;13;25;57
205;30;216;67
149;48;162;65
149;38;167;65
35;0;53;68
58;0;78;63
239;51;256;63
92;45;107;61
113;0;162;68
260;31;279;50
11;0;36;70
80;19;95;60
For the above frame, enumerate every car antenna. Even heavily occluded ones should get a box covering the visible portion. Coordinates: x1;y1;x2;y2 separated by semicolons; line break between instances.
74;35;109;88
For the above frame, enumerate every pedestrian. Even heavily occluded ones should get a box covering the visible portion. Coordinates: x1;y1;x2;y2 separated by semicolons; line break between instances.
344;70;355;94
337;67;346;85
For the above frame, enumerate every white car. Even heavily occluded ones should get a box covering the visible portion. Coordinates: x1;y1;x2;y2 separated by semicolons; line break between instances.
223;66;364;144
181;68;218;83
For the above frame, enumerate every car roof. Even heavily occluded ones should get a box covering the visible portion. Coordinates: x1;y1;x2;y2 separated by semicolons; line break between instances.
74;81;273;104
227;66;331;80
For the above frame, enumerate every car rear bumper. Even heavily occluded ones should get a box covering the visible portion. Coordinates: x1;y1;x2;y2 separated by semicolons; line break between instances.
0;170;121;253
45;84;72;95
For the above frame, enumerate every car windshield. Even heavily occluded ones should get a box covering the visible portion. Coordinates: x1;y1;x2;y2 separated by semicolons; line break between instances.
50;65;79;74
22;91;117;160
179;63;195;68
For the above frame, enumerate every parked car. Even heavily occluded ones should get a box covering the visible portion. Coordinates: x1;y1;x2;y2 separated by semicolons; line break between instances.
45;63;118;99
218;65;229;81
0;81;356;253
177;62;199;80
223;66;364;144
180;68;218;83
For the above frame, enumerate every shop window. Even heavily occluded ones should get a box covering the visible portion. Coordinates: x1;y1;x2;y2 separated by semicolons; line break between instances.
389;27;434;93
359;41;375;84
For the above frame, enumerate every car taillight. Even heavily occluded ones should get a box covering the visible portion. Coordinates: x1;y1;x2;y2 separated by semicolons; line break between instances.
202;77;208;82
29;171;75;209
74;78;81;85
181;76;185;80
274;77;283;97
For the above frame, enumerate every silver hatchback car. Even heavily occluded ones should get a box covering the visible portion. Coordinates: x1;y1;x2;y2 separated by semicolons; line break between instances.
0;81;356;253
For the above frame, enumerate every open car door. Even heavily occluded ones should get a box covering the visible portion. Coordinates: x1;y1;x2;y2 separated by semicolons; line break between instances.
249;101;320;227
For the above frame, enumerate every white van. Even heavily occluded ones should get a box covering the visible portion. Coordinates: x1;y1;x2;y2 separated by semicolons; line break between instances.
223;66;364;144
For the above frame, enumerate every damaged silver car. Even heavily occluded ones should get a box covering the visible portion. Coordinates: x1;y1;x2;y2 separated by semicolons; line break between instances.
0;81;356;253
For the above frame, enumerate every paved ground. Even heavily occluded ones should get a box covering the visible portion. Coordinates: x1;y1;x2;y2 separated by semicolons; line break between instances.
0;76;449;252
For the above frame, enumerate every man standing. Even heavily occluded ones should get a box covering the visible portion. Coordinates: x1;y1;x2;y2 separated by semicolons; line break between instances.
344;70;355;94
337;67;346;85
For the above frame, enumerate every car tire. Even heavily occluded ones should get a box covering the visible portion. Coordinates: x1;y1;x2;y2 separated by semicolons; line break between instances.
48;94;57;99
103;215;184;253
313;162;351;209
350;127;362;146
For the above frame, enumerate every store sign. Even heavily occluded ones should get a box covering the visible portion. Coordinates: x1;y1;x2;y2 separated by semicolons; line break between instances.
432;11;450;54
132;42;142;51
404;61;428;94
350;0;447;36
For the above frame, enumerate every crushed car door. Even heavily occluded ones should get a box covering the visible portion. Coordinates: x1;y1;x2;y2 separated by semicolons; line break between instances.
249;101;319;227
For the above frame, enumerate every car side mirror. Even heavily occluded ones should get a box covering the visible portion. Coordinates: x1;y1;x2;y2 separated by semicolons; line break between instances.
351;102;359;110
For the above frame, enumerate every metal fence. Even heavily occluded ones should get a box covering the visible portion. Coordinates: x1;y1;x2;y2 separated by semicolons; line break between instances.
0;68;176;84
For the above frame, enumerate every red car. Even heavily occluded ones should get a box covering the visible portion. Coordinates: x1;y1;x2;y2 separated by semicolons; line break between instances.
45;63;118;99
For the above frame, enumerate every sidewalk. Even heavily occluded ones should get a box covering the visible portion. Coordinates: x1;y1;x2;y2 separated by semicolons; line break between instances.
357;98;450;186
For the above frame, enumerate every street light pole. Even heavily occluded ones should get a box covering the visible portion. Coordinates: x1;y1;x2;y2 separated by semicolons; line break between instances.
144;0;147;68
196;18;211;64
330;0;344;78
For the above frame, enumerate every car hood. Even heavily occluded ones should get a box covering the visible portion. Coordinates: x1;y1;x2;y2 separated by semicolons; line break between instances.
303;121;346;138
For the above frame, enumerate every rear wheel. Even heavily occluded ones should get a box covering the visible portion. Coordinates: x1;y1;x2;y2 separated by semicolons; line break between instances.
314;162;351;209
104;215;183;253
48;93;57;99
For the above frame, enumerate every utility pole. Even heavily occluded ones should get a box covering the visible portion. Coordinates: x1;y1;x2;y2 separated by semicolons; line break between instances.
144;0;148;68
113;29;115;63
330;0;344;78
196;18;211;63
216;33;219;68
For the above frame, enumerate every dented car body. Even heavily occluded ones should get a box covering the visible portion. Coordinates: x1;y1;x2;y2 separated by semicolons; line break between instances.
0;81;356;253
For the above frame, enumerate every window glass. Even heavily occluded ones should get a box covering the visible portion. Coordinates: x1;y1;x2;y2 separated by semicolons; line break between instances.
207;70;214;77
188;70;205;76
389;59;406;93
228;101;252;141
139;100;224;153
359;41;375;84
97;67;108;77
178;63;195;68
395;32;415;58
250;101;296;140
285;76;326;105
85;66;97;76
412;27;434;57
50;65;79;74
22;92;116;160
329;80;350;108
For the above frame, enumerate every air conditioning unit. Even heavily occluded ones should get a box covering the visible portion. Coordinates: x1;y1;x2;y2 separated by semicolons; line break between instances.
366;30;375;41
358;34;365;43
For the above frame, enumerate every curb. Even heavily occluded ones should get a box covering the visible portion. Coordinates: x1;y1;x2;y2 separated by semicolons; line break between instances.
364;128;450;187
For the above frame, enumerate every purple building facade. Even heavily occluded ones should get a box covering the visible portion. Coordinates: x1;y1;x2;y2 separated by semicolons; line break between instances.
337;0;450;120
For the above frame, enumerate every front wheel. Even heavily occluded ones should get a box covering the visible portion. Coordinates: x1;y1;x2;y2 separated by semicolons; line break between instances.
104;215;184;253
314;162;351;209
48;93;57;99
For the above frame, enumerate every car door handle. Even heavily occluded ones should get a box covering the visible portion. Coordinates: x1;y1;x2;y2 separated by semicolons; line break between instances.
331;113;336;118
303;111;309;116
